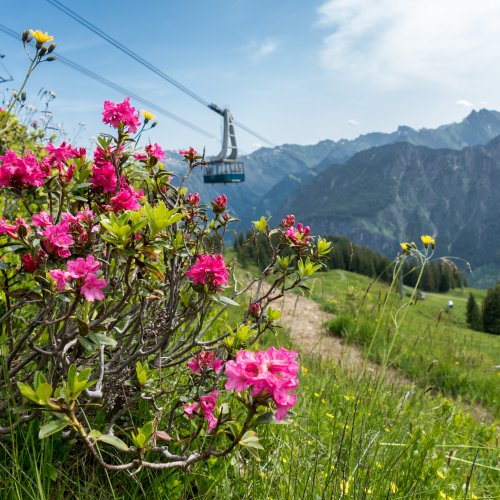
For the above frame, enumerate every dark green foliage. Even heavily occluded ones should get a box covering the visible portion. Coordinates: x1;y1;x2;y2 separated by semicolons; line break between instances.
482;283;500;335
234;233;465;294
466;293;483;331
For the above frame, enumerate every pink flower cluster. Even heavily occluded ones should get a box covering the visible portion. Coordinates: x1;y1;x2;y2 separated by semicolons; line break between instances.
90;145;122;193
37;208;96;258
179;146;198;163
49;254;106;302
187;351;224;374
133;143;165;163
225;347;299;421
186;254;228;292
0;150;49;188
102;97;140;133
212;194;227;214
107;181;144;212
0;217;29;239
285;223;311;246
45;141;86;182
281;214;295;228
187;192;200;207
183;390;219;433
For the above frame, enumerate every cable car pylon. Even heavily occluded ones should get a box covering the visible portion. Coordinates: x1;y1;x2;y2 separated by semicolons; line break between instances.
204;103;245;184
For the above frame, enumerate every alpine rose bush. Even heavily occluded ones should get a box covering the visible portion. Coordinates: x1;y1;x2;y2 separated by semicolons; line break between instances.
0;30;330;474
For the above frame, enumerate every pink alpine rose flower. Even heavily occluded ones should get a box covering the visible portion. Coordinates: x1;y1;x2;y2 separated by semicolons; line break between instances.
187;192;200;207
80;273;106;302
0;150;48;188
225;347;299;421
21;253;40;273
49;269;72;291
108;182;144;212
200;391;219;433
0;217;20;238
32;211;53;227
285;223;310;246
186;254;228;292
281;214;295;229
102;97;140;133
90;161;117;193
145;143;165;162
41;222;74;258
187;351;224;374
212;194;227;214
183;402;199;418
67;254;100;279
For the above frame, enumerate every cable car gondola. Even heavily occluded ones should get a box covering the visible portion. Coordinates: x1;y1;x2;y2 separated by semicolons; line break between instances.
204;104;245;184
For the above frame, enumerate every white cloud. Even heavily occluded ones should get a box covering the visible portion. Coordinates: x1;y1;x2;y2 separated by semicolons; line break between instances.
455;99;473;108
347;119;360;126
249;39;279;63
317;0;500;87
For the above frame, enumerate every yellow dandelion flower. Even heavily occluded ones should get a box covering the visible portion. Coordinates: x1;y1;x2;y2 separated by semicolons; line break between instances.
471;495;478;500
314;392;320;398
437;470;446;479
141;109;155;121
420;234;436;248
400;242;411;253
301;366;308;376
321;398;327;404
340;479;350;494
384;427;391;433
365;488;373;495
390;482;398;493
375;461;382;469
29;30;54;44
326;412;334;419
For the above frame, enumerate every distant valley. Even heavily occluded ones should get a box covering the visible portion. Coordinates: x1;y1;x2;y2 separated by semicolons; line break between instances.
165;109;500;286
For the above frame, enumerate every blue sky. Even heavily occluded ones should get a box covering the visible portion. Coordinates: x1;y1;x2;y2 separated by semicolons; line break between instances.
2;0;499;154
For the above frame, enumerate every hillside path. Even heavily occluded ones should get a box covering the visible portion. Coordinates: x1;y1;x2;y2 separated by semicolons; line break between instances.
273;290;372;373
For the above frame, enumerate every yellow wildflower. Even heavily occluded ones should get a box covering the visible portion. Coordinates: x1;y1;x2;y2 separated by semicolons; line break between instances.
29;30;54;44
340;479;350;494
141;109;156;122
420;234;436;248
301;366;308;376
390;482;398;493
326;412;334;419
437;470;446;479
438;492;454;500
400;242;411;253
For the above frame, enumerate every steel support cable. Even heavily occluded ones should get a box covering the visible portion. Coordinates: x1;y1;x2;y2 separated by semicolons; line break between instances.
46;0;280;149
46;0;210;108
0;23;217;140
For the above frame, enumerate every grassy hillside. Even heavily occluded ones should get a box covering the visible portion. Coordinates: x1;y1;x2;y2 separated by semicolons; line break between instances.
307;270;500;415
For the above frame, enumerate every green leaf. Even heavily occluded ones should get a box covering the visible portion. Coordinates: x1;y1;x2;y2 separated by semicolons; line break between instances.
88;332;117;348
239;430;265;450
17;382;38;404
218;295;239;307
252;216;268;232
136;361;148;386
35;383;53;405
39;419;68;439
97;434;130;452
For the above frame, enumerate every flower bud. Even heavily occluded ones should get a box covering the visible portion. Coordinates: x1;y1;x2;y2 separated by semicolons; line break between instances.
46;56;57;62
38;46;48;57
22;30;31;43
47;43;56;53
20;91;26;102
249;302;260;319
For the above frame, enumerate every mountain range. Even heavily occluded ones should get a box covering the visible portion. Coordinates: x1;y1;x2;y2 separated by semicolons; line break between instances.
165;109;500;286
